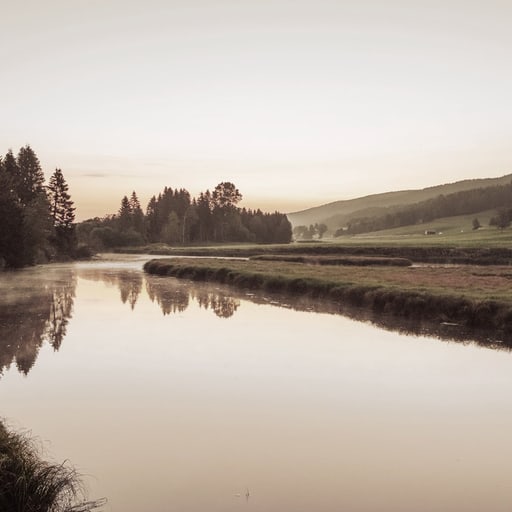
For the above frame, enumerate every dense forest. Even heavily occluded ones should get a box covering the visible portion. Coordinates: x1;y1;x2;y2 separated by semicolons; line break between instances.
0;146;76;268
334;181;512;236
77;181;292;249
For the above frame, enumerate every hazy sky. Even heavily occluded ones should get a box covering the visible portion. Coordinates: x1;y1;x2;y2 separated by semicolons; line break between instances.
1;0;511;220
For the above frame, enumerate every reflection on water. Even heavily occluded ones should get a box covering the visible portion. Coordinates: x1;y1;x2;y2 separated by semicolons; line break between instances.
77;268;143;310
1;260;510;379
79;264;512;347
0;266;76;376
2;257;512;512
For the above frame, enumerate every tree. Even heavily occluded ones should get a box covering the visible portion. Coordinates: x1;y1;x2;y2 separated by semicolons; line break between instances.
182;205;198;243
16;145;45;205
2;150;20;199
212;182;242;210
472;218;481;230
317;223;328;238
21;193;54;265
118;195;131;231
161;211;181;244
129;191;145;236
196;191;213;242
47;168;76;254
211;182;243;242
145;195;160;242
491;208;511;230
0;157;24;267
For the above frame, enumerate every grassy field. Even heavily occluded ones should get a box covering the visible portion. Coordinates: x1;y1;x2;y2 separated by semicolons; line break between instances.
144;257;512;338
335;210;512;247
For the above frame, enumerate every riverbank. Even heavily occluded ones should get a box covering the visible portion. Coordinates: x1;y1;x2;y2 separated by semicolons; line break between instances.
121;242;512;265
144;258;512;335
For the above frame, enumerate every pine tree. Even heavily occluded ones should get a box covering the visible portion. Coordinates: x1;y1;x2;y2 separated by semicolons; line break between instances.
0;157;24;267
129;191;145;235
145;195;159;242
118;195;131;231
16;145;45;205
2;150;21;200
48;169;75;229
47;168;76;255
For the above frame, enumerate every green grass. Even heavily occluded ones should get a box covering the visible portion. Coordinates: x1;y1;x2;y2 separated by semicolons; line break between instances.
144;258;512;336
0;421;105;512
335;211;512;247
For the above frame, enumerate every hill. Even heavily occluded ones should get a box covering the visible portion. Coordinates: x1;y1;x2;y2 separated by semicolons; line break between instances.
287;174;512;231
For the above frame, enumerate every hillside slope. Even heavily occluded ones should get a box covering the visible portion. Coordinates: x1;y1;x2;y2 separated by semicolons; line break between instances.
287;174;512;230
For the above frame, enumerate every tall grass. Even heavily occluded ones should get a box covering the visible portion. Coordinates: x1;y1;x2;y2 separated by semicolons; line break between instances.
0;421;105;512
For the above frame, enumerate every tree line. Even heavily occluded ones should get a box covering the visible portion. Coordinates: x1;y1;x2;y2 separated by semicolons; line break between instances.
0;146;76;268
335;181;512;236
293;222;328;240
78;181;292;249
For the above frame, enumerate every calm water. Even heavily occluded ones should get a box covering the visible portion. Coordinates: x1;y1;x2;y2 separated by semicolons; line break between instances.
1;255;512;512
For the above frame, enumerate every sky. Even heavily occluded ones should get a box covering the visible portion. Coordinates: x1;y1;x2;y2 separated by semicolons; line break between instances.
1;0;511;221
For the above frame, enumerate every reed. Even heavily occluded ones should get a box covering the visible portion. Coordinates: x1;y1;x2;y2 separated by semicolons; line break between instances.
0;421;105;512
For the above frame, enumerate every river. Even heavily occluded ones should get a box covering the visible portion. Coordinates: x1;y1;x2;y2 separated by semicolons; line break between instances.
1;255;512;512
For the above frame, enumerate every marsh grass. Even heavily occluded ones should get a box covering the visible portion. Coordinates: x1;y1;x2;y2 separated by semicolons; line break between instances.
144;258;512;332
0;421;105;512
250;254;413;266
120;241;512;265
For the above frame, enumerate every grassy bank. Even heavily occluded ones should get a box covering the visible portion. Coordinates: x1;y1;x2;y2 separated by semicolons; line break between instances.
119;241;512;265
0;421;105;512
144;258;512;335
250;254;413;266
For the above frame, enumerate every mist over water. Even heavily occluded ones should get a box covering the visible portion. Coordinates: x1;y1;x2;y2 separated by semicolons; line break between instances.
1;255;512;512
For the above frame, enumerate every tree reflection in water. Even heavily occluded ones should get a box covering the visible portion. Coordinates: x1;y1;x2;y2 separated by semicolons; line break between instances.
2;263;510;379
145;276;240;318
0;267;76;377
192;289;240;318
78;269;143;310
145;276;189;314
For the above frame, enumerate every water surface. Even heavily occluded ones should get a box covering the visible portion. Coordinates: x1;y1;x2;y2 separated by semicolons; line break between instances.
1;255;512;512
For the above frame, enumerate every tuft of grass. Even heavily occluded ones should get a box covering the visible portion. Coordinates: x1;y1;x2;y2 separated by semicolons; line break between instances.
0;421;106;512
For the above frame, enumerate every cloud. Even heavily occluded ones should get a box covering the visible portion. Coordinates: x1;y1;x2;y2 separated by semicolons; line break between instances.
81;172;108;178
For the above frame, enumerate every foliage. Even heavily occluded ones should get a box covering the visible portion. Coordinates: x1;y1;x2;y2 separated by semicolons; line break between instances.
77;181;292;248
337;181;512;235
489;208;512;230
0;146;77;267
293;223;328;240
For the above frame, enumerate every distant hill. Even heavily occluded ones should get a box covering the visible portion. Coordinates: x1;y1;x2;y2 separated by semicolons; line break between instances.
287;174;512;231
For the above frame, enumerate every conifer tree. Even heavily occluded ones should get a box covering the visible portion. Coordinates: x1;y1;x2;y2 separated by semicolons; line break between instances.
16;145;45;205
129;191;145;235
48;169;75;229
118;195;132;231
47;168;76;254
0;157;23;267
